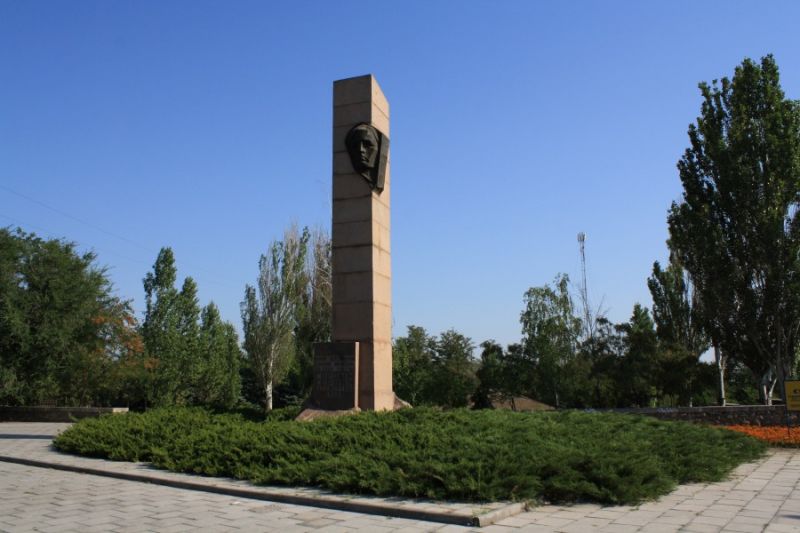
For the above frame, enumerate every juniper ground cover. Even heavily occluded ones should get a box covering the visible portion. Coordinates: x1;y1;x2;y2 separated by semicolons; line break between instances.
54;407;764;504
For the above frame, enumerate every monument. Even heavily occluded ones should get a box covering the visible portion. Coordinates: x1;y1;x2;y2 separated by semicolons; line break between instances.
301;74;400;416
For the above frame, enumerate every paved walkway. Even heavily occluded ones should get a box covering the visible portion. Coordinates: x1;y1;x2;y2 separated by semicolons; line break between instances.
0;423;799;532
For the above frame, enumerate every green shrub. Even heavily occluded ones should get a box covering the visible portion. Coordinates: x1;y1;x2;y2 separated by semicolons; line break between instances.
54;407;764;504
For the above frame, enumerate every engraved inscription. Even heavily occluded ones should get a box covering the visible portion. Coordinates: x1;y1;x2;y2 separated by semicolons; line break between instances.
311;342;359;410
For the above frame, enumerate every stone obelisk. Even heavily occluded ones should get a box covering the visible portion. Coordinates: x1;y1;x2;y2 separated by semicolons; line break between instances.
305;74;395;413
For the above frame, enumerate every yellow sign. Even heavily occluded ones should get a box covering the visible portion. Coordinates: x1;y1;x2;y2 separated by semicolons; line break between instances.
786;381;800;411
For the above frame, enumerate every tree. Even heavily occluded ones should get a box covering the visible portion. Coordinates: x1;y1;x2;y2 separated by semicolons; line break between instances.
392;325;436;405
141;248;184;406
617;304;660;407
176;277;201;404
473;340;538;409
648;258;710;405
141;247;239;407
241;226;309;411
427;329;477;408
580;317;625;408
280;228;331;406
520;274;581;407
668;55;800;404
86;298;144;407
473;340;508;408
195;302;241;408
0;227;134;405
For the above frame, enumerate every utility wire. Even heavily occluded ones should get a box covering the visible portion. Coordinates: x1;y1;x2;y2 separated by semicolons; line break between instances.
0;185;239;289
0;212;152;268
0;184;152;252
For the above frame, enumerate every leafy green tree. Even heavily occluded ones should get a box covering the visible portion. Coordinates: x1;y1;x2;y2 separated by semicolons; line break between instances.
668;55;800;404
393;327;477;408
280;228;331;406
473;340;507;408
176;277;202;404
241;226;309;411
195;303;241;408
648;259;710;405
141;247;239;407
427;329;477;408
617;304;660;407
521;274;581;407
580;317;624;408
392;325;436;405
0;227;133;405
142;248;183;406
473;341;539;409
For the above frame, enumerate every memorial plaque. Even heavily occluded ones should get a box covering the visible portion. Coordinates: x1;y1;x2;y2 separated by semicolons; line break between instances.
311;342;359;410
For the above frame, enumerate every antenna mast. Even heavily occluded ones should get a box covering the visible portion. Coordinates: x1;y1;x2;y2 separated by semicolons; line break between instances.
577;232;592;339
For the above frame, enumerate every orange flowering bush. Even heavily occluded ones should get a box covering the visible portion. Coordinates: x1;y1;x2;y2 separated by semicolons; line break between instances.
722;425;800;447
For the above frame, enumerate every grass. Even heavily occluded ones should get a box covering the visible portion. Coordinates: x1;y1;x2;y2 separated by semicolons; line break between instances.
53;407;765;505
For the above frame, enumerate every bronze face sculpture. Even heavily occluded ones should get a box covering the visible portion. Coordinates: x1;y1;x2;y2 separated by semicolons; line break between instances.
345;123;389;193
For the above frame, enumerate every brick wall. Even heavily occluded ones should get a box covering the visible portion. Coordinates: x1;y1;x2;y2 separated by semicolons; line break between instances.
598;405;799;426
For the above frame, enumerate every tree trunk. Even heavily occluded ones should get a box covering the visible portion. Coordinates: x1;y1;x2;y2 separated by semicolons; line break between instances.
714;345;726;406
760;369;777;405
265;380;273;411
264;356;274;412
768;376;777;406
775;334;786;404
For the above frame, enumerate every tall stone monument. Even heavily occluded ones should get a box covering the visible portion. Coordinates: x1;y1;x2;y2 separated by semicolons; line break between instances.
305;74;396;414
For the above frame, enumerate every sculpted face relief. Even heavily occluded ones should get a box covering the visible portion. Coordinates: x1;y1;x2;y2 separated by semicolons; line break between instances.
345;123;388;192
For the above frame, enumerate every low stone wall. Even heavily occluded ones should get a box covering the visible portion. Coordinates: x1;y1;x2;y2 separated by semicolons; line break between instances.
604;405;798;426
0;406;128;422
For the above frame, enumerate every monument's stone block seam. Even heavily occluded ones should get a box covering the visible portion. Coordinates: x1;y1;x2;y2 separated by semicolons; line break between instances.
332;272;374;303
331;271;391;303
332;197;372;223
333;104;389;132
332;109;389;142
332;177;372;200
332;221;372;247
333;75;373;105
331;245;371;273
333;302;374;339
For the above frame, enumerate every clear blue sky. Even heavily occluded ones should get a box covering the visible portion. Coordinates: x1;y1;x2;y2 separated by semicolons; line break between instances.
2;1;799;349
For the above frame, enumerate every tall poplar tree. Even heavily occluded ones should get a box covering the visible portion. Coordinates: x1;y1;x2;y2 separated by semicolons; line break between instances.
142;248;182;405
241;226;309;411
196;302;241;408
668;55;800;402
142;248;239;407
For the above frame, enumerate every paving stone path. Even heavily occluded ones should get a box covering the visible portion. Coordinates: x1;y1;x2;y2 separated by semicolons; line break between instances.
1;422;799;532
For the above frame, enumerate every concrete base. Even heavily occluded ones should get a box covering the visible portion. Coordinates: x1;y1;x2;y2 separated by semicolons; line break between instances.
0;406;128;422
296;393;410;422
295;407;360;422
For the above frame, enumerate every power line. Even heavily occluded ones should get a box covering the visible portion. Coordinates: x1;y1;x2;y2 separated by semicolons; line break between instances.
0;184;153;252
0;187;240;290
0;212;152;268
